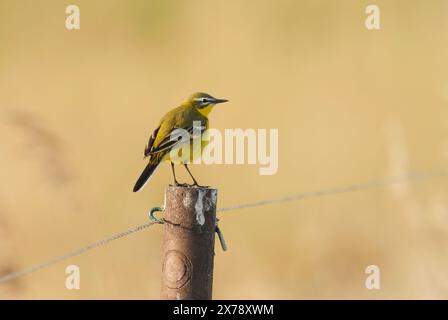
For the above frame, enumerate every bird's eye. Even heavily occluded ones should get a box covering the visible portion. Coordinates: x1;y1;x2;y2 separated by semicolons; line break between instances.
201;98;207;103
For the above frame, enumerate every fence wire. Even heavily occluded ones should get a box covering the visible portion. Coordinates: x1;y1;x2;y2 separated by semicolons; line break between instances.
0;222;155;284
217;169;448;212
0;169;447;284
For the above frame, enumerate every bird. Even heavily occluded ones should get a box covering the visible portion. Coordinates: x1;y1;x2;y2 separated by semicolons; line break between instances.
133;92;228;192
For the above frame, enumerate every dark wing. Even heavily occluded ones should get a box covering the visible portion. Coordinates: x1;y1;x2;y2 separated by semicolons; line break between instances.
146;126;193;156
144;126;160;158
146;122;206;156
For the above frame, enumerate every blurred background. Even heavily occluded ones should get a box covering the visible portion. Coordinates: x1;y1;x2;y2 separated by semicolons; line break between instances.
1;0;448;299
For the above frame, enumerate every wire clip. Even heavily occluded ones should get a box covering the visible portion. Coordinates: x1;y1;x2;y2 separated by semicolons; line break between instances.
148;207;165;224
215;219;227;251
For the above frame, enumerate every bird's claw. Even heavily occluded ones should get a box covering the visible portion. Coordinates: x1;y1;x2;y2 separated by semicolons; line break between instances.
192;182;210;188
174;182;190;187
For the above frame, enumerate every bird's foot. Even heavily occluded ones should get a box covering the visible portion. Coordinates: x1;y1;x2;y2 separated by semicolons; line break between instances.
191;182;210;188
172;181;209;188
173;182;190;187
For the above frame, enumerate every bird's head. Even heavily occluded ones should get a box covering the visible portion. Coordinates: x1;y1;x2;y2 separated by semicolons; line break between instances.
185;92;228;116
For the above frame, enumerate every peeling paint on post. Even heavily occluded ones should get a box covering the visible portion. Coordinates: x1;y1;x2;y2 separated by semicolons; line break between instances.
161;185;218;300
195;190;206;225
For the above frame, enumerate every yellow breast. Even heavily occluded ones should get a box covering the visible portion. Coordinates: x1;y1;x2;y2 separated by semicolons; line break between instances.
196;105;215;117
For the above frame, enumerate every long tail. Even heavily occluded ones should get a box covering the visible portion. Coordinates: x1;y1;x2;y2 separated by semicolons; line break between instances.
133;162;160;192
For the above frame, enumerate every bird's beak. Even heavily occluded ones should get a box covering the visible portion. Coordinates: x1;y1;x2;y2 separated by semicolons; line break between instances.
213;98;228;104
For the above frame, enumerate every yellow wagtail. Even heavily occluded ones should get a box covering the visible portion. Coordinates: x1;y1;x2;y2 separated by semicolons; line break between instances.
133;92;228;192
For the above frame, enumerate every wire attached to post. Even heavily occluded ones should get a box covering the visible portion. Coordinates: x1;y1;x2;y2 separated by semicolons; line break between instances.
2;168;445;285
149;206;165;224
148;205;228;251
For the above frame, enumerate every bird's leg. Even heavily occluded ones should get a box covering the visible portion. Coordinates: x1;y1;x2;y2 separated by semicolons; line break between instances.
184;164;208;188
171;162;180;186
171;162;188;187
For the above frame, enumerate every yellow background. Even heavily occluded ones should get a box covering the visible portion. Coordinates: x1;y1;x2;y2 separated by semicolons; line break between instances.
1;0;448;299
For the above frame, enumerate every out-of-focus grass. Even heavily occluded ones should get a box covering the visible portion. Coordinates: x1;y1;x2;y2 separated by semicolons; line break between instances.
0;0;448;299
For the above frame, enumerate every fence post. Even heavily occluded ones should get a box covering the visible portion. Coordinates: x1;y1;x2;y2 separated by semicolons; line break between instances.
161;185;218;300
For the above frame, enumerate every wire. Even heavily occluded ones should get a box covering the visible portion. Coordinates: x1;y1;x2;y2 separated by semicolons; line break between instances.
0;169;447;284
0;222;155;284
217;169;448;212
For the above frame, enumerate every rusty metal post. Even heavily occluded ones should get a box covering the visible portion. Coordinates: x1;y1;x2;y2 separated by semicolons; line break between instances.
161;185;218;300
